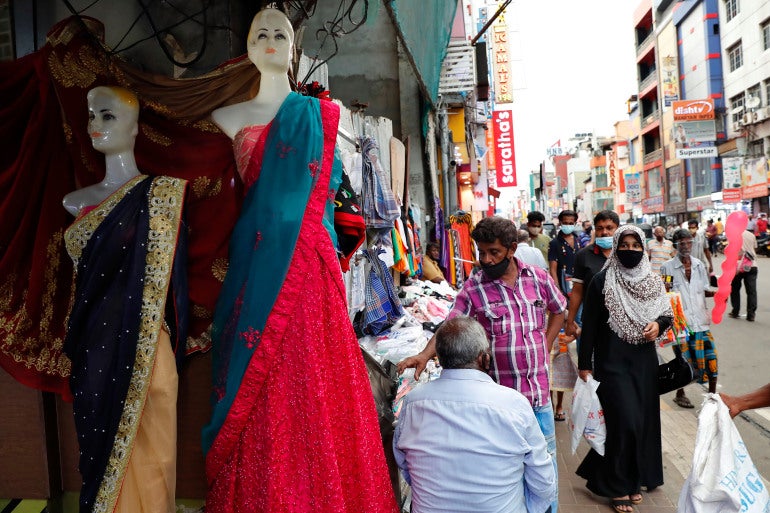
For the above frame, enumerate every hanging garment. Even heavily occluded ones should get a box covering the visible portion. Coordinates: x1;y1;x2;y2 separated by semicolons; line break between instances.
360;248;405;335
360;136;400;229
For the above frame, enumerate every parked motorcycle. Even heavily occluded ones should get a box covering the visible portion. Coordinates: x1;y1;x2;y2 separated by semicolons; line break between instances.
757;233;770;257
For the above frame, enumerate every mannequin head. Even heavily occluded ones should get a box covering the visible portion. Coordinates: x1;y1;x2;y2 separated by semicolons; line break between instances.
86;86;139;154
247;8;294;74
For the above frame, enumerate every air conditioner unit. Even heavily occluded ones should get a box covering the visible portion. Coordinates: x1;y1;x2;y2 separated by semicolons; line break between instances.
755;106;770;122
732;121;742;132
742;112;753;124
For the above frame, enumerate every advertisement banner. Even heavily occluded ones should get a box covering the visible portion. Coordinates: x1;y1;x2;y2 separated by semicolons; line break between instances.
675;147;718;159
472;163;490;212
723;157;743;189
667;165;685;205
743;157;769;199
492;10;512;104
625;173;641;202
642;196;664;214
661;55;679;106
723;188;742;203
673;120;717;146
492;109;516;187
672;99;715;121
485;120;495;170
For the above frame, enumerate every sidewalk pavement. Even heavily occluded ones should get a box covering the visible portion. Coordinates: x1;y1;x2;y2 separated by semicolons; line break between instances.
555;396;696;512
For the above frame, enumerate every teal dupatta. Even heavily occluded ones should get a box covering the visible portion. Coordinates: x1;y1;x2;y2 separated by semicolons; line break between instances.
203;92;339;453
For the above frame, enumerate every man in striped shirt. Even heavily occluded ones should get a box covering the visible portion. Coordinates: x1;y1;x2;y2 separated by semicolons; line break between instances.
647;225;675;275
398;216;567;513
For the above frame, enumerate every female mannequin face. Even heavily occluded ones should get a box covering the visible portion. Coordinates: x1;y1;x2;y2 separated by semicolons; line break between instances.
87;87;139;155
247;9;293;74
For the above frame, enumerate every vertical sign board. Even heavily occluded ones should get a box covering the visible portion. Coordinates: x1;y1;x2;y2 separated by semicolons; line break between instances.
485;120;496;170
493;109;516;187
492;4;512;104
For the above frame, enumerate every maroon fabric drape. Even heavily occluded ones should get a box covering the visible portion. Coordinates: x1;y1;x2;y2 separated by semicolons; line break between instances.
0;17;255;396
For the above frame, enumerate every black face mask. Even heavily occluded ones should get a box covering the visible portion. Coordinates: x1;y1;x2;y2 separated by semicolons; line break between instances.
481;256;510;280
616;249;644;269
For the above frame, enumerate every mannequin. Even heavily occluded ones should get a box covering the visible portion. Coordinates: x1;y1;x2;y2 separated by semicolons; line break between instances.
203;8;397;513
211;8;293;138
62;86;141;216
62;86;188;513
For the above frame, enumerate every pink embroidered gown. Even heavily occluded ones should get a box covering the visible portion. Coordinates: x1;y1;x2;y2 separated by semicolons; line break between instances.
205;102;397;513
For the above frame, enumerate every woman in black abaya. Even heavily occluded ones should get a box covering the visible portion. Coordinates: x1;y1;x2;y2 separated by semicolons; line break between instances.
576;225;673;513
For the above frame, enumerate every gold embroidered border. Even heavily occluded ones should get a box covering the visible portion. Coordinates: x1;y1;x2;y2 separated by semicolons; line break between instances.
93;175;186;513
63;175;147;267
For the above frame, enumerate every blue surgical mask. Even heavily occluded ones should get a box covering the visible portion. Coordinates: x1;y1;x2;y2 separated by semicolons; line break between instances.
560;225;576;235
595;236;613;249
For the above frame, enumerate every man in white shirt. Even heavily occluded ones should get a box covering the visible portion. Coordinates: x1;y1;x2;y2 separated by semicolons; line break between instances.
661;229;717;409
514;229;548;270
394;316;557;513
729;228;758;321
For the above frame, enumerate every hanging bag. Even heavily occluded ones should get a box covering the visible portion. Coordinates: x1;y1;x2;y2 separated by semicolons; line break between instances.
569;375;606;455
678;394;770;513
658;352;696;395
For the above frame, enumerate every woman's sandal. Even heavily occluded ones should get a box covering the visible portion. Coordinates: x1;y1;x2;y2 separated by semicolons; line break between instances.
610;498;635;512
554;411;566;421
673;395;694;408
630;493;643;505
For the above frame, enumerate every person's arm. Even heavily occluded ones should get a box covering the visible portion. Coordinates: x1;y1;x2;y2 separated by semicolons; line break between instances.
392;405;412;486
565;282;583;336
545;310;565;354
721;384;770;418
703;239;714;273
548;260;559;291
578;273;603;378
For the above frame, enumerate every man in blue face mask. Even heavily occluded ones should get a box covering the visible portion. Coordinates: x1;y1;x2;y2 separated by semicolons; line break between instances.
565;210;620;338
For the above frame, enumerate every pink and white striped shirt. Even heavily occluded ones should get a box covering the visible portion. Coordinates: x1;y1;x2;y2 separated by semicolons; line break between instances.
448;259;567;408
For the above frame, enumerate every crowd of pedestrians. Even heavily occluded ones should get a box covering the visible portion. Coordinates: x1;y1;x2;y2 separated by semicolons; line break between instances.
397;209;764;513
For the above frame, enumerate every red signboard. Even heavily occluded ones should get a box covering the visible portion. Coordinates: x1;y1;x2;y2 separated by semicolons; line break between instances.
722;188;742;203
672;99;715;121
492;109;516;187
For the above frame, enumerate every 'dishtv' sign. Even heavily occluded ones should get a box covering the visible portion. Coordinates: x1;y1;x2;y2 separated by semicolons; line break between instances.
492;109;516;187
672;99;715;121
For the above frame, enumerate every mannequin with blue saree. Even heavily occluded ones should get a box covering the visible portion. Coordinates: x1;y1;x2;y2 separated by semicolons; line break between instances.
205;8;397;513
63;86;188;513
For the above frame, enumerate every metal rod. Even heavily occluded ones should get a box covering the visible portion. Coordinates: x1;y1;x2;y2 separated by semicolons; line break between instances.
470;0;512;46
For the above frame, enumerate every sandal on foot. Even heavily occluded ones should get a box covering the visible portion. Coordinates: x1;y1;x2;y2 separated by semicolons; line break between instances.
610;499;634;512
554;411;566;421
674;395;694;408
630;494;643;505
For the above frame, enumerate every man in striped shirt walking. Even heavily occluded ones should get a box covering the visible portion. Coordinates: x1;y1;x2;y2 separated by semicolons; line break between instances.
647;225;675;275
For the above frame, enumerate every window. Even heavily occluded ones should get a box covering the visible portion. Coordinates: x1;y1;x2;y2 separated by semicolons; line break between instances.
728;42;743;71
730;93;745;124
762;18;770;51
647;168;662;198
725;0;739;22
690;159;712;198
0;0;13;62
748;84;762;108
764;80;770;108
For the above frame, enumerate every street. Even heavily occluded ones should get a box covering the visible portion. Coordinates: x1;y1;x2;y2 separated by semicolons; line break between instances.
665;250;770;478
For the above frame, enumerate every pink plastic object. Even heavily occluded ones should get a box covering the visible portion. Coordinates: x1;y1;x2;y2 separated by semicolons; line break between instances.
712;211;748;323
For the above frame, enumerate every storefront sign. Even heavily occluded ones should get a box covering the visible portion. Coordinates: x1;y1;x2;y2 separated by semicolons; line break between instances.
661;55;679;107
642;196;664;213
675;147;718;159
672;99;715;121
485;120;495;170
625;172;641;202
686;196;713;211
492;9;512;104
722;188;742;203
673;120;717;146
743;157;769;199
492;109;516;187
723;157;743;189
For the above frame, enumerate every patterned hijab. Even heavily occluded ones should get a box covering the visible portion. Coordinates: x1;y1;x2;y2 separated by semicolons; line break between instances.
602;225;672;344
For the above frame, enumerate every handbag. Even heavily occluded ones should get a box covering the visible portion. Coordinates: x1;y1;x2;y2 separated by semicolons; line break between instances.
658;352;696;395
737;252;754;273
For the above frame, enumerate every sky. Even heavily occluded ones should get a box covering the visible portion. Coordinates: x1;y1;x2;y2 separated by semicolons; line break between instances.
500;0;640;192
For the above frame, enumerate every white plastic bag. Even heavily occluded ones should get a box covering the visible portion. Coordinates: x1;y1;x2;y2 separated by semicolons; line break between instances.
568;375;606;456
678;393;770;513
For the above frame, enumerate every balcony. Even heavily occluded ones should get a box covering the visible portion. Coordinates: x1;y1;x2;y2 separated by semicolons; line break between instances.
636;32;654;59
641;109;660;129
643;148;663;165
638;70;657;93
